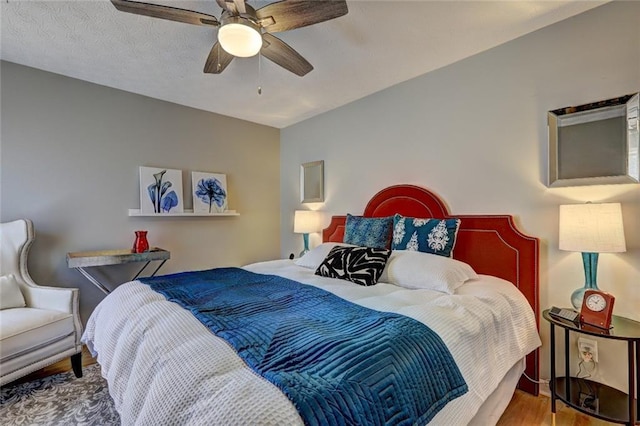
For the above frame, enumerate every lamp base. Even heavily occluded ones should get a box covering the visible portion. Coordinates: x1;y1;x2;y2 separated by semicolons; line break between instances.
298;233;310;259
571;286;597;310
571;252;600;310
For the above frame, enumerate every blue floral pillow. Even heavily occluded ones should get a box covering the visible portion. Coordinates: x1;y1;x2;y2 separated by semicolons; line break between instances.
343;214;393;249
391;214;461;258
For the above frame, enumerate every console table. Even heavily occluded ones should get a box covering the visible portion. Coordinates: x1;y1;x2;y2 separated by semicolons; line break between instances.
67;248;170;294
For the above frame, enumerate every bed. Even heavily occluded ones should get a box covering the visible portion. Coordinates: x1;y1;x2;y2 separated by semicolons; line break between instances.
83;184;541;425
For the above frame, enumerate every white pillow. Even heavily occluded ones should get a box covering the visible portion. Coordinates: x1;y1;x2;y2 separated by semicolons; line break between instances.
379;250;478;294
1;274;26;309
294;242;356;269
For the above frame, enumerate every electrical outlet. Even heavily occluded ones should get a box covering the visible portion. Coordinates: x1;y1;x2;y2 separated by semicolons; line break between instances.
578;337;598;363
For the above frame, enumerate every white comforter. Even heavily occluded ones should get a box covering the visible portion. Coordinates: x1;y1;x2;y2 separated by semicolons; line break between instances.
82;260;541;425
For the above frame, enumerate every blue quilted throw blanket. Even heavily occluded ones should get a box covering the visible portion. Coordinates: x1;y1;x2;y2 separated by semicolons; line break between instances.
141;268;468;425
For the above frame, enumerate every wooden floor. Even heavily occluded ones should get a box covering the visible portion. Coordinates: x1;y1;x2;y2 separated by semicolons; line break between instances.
11;351;615;425
498;389;614;426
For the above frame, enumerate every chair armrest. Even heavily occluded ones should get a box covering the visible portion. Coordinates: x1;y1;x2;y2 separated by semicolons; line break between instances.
21;285;79;314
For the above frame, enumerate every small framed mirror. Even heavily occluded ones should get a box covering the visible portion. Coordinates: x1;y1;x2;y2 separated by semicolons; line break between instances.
548;92;639;187
300;160;324;203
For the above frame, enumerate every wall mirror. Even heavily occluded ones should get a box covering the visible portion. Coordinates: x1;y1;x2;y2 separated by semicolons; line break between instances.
548;92;639;187
300;160;324;203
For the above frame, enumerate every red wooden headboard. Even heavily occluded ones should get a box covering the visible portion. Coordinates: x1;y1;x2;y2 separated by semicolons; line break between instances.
322;184;540;395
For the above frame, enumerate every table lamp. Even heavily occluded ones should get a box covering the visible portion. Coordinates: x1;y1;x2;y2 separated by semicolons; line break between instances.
294;210;320;257
559;202;626;309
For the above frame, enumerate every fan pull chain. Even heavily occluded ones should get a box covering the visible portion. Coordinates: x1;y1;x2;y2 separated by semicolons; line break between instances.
257;53;262;96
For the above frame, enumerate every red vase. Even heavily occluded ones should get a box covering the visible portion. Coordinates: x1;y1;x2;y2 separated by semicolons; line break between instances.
133;231;149;253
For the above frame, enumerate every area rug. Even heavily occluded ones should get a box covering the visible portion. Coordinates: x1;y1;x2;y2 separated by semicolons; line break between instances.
0;364;119;425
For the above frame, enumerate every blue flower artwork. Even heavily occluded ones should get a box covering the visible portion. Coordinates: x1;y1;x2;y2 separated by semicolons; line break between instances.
139;167;184;214
195;178;227;213
192;172;228;213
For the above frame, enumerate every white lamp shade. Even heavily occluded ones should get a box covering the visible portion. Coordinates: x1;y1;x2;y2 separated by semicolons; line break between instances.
294;210;320;234
559;203;626;253
218;22;262;58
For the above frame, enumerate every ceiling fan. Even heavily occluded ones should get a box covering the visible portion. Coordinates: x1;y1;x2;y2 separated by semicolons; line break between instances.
110;0;349;76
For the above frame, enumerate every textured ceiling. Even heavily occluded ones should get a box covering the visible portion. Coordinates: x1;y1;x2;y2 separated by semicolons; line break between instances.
1;0;607;128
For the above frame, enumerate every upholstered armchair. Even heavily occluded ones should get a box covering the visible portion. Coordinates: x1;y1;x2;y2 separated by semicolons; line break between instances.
0;219;83;386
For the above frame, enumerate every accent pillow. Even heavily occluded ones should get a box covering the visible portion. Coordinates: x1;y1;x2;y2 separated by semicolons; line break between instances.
295;242;357;269
315;246;391;286
391;214;461;258
343;214;393;249
379;250;478;294
0;274;26;310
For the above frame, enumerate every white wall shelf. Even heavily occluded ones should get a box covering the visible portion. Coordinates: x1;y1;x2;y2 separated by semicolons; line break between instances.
128;209;239;217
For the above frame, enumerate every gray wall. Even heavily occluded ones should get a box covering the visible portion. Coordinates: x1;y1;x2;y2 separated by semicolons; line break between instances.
281;2;639;389
1;61;281;325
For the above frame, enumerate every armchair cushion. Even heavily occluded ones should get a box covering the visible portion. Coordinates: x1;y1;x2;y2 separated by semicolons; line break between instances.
1;274;26;310
0;308;74;361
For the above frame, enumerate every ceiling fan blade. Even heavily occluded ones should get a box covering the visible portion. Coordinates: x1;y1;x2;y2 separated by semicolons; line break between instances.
233;0;246;14
256;1;348;33
204;42;235;74
260;33;313;76
215;0;245;14
111;0;219;27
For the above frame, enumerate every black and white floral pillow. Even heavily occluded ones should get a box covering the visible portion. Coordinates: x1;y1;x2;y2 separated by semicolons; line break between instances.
315;246;391;286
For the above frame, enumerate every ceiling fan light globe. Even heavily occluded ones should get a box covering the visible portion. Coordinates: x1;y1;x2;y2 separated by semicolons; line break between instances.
218;22;262;58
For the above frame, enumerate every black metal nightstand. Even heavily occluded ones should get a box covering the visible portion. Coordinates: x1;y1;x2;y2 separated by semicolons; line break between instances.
543;309;640;425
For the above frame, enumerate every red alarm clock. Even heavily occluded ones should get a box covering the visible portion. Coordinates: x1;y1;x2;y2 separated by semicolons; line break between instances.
580;289;615;329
